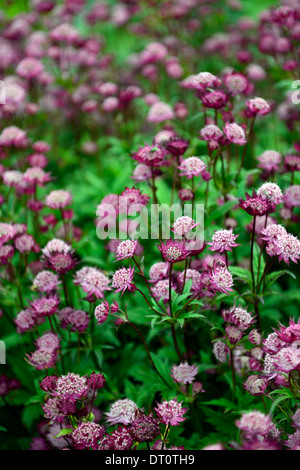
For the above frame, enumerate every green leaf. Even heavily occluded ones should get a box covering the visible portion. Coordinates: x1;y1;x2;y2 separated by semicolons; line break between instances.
201;398;237;411
265;270;296;289
54;428;73;438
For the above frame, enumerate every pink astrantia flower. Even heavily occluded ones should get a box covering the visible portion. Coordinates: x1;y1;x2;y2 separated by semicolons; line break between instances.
171;362;199;385
158;239;190;263
53;372;89;400
178;156;207;179
154;398;188;426
74;267;111;300
239;191;276;216
26;349;58;371
105;398;138;425
32;270;61;293
223;122;247;145
57;307;89;333
246;97;271;116
166;137;189;157
210;262;234;294
257;150;281;173
132;144;166;167
31;295;60;318
115;239;138;261
147;101;174;123
172;216;198;238
208;229;240;253
257;182;283;205
236;410;273;438
283;185;300;209
45;190;72;209
94;301;110;324
112;266;135;294
72;422;105;450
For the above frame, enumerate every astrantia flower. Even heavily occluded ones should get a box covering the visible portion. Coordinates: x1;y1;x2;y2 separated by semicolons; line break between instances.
45;190;72;209
105;398;138;425
0;244;14;264
210;263;234;294
257;150;281;173
31;295;60;317
201;90;228;109
77;267;111;300
54;373;89;400
257;182;283;205
227;306;255;331
132;144;166;167
246;97;271;116
199;124;223;142
130;413;160;443
32;270;61;293
275;318;300;344
158;239;190;263
236;410;273;437
154;398;187;426
166;137;189;157
94;301;110;324
261;224;287;243
112;266;135;294
283;185;300;209
15;308;39;334
208;229;240;253
26;349;58;370
244;375;268;396
152;279;172;301
171;362;199;385
213;340;230;363
226;325;243;344
23;167;51;186
147;101;174;123
284;155;300;173
239;191;276;216
224;72;249;96
177;269;201;292
14;234;36;254
36;332;60;353
16;57;44;79
106;426;134;450
0;126;27;148
131;164;152;182
223;122;247;145
149;262;169;281
72;422;105;450
0;223;14;246
87;372;106;390
58;307;89;333
178;156;207;179
172;216;198;238
120;187;150;212
274;347;300;373
115;239;137;261
184;71;218;91
42;239;77;274
272;232;300;265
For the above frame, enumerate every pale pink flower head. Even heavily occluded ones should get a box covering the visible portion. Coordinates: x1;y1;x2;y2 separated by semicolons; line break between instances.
54;372;89;400
45;190;72;209
172;216;198;238
275;347;300;373
226;325;243;344
26;349;58;371
224;72;249;96
271;232;300;265
154;398;188;426
147;101;174;123
75;267;111;300
115;239;137;261
275;317;300;344
208;228;240;253
102;96;119;112
132;144;166;167
213;339;230;363
152;279;172;301
16;57;44;79
0;223;14;246
283;185;300;209
149;261;169;282
223;122;247;145
260;223;287;243
178;156;207;179
2;170;24;189
236;410;273;438
41;239;77;274
183;72;218;91
94;301;110;325
32;270;61;293
50;23;80;44
36;332;60;353
171;361;199;385
257;182;283;205
72;422;105;450
14;234;36;254
244;375;268;396
199;124;223;142
15;308;39;334
112;266;135;295
31;295;60;318
23;167;51;186
0;126;28;148
246;97;271;116
57;307;89;333
177;268;201;292
158;239;190;264
210;262;234;294
105;398;138;425
257;150;281;173
132;164;152;182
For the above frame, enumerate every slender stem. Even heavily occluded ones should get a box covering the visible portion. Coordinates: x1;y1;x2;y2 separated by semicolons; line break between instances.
168;263;173;317
230;348;236;399
250;216;256;293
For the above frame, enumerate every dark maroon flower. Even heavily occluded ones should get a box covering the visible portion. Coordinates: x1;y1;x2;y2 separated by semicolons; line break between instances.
166;137;189;157
239;191;276;216
87;372;106;390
